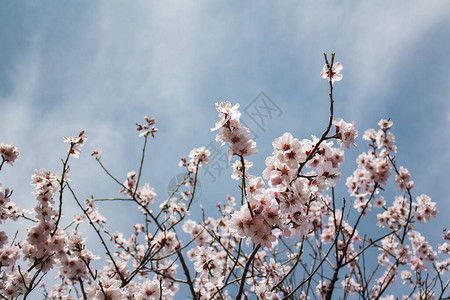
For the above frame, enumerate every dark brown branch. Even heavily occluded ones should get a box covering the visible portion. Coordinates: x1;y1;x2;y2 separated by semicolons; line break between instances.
236;244;261;300
177;248;197;300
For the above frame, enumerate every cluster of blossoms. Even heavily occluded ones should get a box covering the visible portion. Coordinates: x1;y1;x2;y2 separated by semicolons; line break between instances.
395;166;414;192
0;143;21;248
341;118;448;299
120;171;157;214
332;118;357;149
2;169;62;297
4;131;100;298
0;184;20;244
346;119;397;215
0;55;448;299
0;143;19;167
436;231;450;274
178;147;211;178
136;116;158;138
231;158;253;180
211;102;258;159
188;147;211;171
0;144;22;297
64;130;87;158
408;230;438;270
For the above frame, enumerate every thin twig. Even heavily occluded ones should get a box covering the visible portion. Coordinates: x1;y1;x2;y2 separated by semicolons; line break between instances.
67;183;126;285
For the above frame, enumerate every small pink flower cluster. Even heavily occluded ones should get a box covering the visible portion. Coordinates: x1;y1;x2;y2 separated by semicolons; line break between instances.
23;170;61;266
231;158;253;180
135;279;162;299
341;276;362;295
0;145;23;297
2;269;30;298
63;130;87;158
395;166;414;192
436;230;450;273
178;146;211;175
230;188;282;248
0;183;20;243
189;147;211;168
333;118;358;149
2;170;62;296
413;194;438;223
376;195;410;229
264;132;307;186
439;230;450;256
83;197;107;223
121;170;139;196
408;230;438;271
0;143;19;166
211;101;258;159
346;120;397;214
120;171;157;212
136;116;158;138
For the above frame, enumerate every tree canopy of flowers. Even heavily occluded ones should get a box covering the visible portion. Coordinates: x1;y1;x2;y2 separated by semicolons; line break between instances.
0;54;448;299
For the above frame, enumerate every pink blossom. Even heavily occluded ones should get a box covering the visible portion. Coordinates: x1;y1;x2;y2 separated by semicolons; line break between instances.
136;116;158;138
63;130;87;158
333;118;358;149
136;279;161;300
413;194;438;223
231;159;253;180
321;61;343;83
0;143;19;166
401;270;412;285
189;146;211;166
211;101;241;131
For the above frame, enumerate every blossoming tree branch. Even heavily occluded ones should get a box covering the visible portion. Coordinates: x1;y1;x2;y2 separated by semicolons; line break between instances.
0;54;448;299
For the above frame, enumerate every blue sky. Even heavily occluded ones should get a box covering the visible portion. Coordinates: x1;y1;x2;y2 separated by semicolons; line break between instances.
1;1;450;297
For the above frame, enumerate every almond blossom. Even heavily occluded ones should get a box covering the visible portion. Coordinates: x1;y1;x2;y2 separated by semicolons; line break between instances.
321;61;343;83
0;143;19;166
